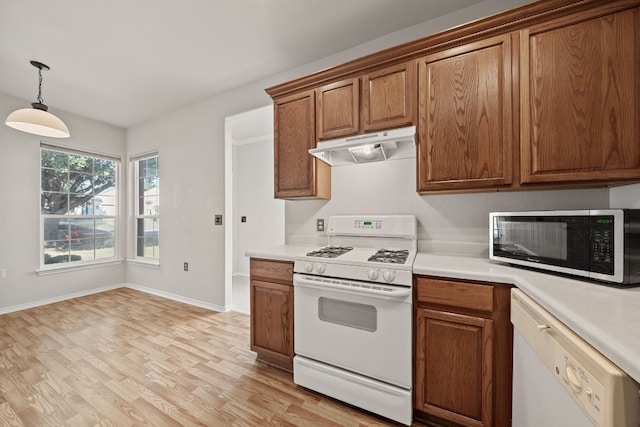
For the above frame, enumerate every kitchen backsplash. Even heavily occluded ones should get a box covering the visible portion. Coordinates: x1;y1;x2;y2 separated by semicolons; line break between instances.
285;157;614;256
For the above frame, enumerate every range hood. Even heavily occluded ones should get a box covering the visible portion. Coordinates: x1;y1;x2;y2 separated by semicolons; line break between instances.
309;125;416;166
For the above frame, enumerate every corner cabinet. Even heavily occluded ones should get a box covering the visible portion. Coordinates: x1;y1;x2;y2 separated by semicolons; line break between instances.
250;258;295;371
417;34;515;193
274;90;330;199
520;3;640;185
414;276;512;427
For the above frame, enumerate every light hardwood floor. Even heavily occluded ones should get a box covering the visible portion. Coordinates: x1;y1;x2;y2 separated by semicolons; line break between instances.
0;288;407;426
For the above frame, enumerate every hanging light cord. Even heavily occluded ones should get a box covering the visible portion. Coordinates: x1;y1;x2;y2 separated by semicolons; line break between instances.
37;67;44;104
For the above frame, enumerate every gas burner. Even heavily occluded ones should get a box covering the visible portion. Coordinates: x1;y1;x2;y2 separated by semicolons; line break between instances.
306;246;353;258
368;249;410;264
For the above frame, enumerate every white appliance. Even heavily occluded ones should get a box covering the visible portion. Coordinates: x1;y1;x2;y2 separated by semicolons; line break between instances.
511;288;639;427
293;215;417;425
308;126;415;166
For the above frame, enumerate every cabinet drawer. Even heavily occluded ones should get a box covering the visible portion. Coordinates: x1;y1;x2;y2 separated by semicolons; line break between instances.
250;259;293;284
416;276;493;312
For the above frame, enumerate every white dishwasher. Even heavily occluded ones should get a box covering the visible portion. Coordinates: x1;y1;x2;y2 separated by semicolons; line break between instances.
511;289;639;427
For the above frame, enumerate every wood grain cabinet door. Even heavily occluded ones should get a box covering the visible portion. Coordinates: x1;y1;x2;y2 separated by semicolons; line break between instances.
520;4;640;184
362;61;416;132
250;279;294;370
417;34;515;192
274;90;330;199
415;308;493;427
316;77;360;140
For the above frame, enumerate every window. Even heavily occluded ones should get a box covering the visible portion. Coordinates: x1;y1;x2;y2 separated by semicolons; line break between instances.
41;145;119;266
133;154;159;260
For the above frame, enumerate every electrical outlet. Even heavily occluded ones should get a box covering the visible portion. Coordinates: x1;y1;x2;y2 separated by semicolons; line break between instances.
215;214;223;226
0;268;5;279
183;262;189;272
241;216;247;223
316;218;325;232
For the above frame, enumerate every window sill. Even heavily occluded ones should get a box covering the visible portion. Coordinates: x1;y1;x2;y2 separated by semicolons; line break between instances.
126;259;160;268
36;259;124;276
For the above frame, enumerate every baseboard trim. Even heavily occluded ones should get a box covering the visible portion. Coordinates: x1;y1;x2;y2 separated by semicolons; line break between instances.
125;283;229;313
0;284;124;315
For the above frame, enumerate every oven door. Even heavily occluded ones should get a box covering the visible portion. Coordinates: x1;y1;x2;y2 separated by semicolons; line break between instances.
293;273;412;388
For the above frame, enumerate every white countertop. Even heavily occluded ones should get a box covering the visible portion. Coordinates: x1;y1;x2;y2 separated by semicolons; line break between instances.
245;245;316;262
246;245;640;384
414;253;640;384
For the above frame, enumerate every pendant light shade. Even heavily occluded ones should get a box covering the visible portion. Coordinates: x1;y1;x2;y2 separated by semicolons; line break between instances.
5;61;70;138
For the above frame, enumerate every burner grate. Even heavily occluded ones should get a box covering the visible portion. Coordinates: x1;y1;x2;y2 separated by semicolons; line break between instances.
368;249;410;264
306;246;353;258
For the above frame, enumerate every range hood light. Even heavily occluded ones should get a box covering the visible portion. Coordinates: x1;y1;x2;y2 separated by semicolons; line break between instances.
309;126;415;166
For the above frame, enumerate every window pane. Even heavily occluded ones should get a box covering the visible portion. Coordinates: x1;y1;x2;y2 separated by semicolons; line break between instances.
44;218;67;244
95;194;116;216
68;195;94;215
141;157;158;177
69;171;94;195
95;158;116;180
69;154;93;173
41;150;68;170
139;218;159;259
41;169;69;192
41;192;68;214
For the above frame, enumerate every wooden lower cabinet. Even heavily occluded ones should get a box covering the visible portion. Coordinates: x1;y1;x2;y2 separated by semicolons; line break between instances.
250;258;294;371
414;276;512;427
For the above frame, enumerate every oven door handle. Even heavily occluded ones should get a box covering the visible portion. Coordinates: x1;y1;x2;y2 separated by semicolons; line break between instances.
294;275;411;299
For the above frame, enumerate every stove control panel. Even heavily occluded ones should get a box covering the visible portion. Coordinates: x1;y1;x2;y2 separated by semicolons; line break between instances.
354;219;382;230
295;261;413;287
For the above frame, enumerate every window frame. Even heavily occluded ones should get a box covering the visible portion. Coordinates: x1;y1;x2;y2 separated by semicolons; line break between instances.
130;152;160;263
39;143;120;271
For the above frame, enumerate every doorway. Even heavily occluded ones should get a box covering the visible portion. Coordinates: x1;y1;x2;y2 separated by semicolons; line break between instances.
224;106;284;314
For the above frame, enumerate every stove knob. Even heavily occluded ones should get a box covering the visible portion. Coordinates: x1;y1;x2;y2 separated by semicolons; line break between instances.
304;262;314;273
367;269;379;280
316;263;326;274
382;270;395;282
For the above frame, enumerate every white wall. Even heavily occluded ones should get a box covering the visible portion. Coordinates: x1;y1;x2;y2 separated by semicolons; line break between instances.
610;183;640;209
233;140;285;276
0;91;126;312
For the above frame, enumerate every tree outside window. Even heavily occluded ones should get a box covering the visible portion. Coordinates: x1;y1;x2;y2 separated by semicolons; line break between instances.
41;147;118;266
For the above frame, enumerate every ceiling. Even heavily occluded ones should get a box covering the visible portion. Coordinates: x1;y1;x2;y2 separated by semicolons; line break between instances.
1;0;484;129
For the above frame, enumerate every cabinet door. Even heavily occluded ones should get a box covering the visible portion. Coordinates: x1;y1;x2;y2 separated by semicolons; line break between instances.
250;279;294;370
417;34;515;192
274;90;330;199
415;308;493;427
316;77;360;140
520;5;640;184
362;61;416;132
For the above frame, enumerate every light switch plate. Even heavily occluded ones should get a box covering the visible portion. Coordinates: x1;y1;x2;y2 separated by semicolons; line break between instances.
0;268;5;279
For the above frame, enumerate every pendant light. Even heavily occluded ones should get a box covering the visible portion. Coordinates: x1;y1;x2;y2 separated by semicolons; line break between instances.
5;60;70;138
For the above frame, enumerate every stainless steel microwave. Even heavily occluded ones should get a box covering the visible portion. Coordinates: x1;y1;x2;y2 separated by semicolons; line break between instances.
490;209;640;285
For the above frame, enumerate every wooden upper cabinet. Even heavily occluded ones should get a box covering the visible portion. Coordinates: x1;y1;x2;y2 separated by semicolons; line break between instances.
520;4;640;184
316;77;360;140
274;90;330;199
362;61;417;132
417;34;515;192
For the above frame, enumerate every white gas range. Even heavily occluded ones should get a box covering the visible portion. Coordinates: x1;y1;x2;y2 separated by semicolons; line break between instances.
293;215;416;426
